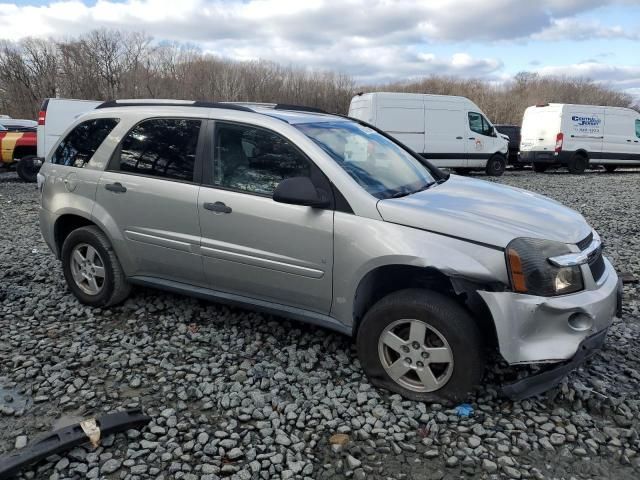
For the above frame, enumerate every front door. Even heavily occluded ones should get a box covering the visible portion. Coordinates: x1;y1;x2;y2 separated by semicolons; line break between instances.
467;111;494;168
198;120;334;314
95;117;205;285
425;108;467;167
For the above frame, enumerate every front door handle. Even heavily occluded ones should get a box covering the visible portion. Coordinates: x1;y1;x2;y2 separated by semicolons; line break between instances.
455;136;463;139
468;137;476;140
204;201;232;214
105;182;127;193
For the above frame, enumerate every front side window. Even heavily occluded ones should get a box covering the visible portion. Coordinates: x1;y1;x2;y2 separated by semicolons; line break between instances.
114;118;201;182
636;119;640;139
213;123;311;195
295;120;436;199
468;112;493;137
52;118;119;167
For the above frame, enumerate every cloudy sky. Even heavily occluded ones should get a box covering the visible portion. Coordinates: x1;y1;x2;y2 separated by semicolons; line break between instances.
1;0;639;96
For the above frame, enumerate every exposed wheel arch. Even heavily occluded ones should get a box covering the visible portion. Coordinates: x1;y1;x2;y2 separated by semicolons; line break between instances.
352;264;499;349
54;214;97;257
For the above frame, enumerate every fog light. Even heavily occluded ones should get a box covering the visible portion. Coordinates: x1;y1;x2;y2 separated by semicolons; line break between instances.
568;312;593;332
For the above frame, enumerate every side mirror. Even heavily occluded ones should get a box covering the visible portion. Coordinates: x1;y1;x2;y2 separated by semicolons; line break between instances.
273;177;330;208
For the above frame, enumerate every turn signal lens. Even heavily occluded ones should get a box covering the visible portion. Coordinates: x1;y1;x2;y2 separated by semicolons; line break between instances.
507;248;527;293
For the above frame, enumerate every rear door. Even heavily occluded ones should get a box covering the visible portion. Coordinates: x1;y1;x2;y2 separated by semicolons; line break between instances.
95;117;205;285
197;120;334;314
520;107;561;153
424;108;467;167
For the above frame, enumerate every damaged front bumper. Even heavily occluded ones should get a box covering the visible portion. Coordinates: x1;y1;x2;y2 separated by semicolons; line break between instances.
478;257;622;399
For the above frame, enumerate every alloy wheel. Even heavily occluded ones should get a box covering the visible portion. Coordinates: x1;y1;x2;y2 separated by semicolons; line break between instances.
69;243;106;295
377;319;454;392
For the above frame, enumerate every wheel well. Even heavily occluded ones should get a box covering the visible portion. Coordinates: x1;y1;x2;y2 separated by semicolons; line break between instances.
54;215;95;256
352;265;499;349
574;149;589;160
12;145;37;160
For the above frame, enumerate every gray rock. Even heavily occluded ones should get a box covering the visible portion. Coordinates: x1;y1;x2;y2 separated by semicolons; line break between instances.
346;454;361;469
101;459;121;474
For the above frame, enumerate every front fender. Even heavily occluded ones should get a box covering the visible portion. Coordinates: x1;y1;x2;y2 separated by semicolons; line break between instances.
331;212;508;327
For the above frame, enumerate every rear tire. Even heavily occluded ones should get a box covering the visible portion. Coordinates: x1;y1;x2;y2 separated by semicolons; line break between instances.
567;152;588;174
604;165;617;173
532;163;548;173
485;154;506;176
356;289;485;405
61;226;131;307
16;156;40;183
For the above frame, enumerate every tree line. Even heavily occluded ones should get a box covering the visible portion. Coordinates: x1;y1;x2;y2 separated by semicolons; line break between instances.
0;30;635;125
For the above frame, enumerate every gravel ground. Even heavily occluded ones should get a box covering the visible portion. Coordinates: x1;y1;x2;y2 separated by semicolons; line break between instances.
1;167;639;480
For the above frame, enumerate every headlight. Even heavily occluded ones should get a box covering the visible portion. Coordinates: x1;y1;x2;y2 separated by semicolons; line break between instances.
506;238;584;296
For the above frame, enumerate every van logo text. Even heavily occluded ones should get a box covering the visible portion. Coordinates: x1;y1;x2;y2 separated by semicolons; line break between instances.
572;115;601;126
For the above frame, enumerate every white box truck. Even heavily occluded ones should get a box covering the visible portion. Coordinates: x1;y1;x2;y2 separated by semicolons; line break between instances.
348;92;509;176
520;103;640;173
37;98;102;159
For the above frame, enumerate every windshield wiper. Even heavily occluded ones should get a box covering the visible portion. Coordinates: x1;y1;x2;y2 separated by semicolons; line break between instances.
388;181;436;199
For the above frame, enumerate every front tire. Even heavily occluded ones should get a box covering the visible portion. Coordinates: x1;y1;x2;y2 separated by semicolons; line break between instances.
356;289;485;404
604;165;617;173
454;168;471;175
532;163;548;173
61;226;131;307
16;156;40;182
485;154;506;176
567;152;588;174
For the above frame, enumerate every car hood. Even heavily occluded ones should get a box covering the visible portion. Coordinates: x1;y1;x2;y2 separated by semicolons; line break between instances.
377;175;591;248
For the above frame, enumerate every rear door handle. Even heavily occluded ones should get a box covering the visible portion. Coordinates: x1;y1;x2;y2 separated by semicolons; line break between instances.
455;136;463;140
105;182;126;193
468;137;476;140
203;201;232;214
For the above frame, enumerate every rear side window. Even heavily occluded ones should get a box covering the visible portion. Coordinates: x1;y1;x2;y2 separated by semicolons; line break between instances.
52;118;119;167
113;118;201;182
636;119;640;139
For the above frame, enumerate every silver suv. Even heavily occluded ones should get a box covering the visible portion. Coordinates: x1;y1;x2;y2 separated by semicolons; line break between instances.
38;100;622;403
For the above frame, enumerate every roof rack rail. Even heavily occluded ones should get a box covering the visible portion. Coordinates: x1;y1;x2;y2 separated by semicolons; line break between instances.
273;104;328;114
96;99;254;112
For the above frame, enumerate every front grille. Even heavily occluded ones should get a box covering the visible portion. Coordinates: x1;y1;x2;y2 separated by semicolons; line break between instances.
589;252;606;282
577;232;593;251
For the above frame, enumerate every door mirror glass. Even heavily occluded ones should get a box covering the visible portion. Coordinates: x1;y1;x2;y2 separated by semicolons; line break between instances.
273;176;330;208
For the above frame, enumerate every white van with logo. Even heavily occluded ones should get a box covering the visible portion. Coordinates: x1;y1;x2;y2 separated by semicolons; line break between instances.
348;92;509;176
520;103;640;173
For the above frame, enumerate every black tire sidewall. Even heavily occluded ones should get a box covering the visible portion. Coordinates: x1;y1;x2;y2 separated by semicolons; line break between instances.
533;163;548;173
16;156;39;182
485;155;506;176
61;228;116;306
356;290;484;404
568;153;587;174
604;165;617;173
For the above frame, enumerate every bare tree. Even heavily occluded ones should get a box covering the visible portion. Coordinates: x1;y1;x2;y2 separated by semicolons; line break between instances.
0;30;633;122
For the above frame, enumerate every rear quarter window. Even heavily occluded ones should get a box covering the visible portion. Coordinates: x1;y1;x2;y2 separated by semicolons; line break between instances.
636;119;640;139
52;118;119;167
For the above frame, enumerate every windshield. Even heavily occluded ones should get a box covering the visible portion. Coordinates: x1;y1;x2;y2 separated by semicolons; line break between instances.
295;120;436;199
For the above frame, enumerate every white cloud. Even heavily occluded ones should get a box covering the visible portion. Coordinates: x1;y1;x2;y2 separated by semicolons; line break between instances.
537;62;640;101
534;18;640;41
0;0;636;83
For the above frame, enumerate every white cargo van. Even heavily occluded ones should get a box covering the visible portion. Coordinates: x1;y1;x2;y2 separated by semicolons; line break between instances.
37;98;102;158
348;92;509;176
520;103;640;173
